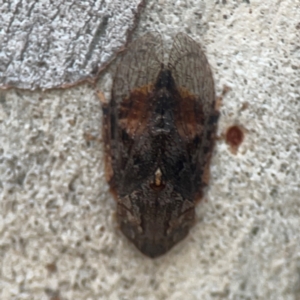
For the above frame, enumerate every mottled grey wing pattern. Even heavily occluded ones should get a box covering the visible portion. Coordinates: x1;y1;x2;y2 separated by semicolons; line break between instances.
168;33;215;116
112;32;163;106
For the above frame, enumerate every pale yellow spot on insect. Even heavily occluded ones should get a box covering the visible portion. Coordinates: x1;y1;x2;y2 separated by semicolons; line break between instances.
154;168;162;186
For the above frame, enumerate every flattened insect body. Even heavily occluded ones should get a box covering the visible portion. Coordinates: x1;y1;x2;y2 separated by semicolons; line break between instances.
102;32;219;258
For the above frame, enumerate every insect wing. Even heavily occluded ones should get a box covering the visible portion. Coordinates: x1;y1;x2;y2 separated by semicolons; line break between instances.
168;33;215;116
112;32;163;107
109;32;163;190
168;33;217;175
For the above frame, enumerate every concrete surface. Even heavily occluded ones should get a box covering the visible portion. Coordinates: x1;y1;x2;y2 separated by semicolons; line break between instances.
0;0;299;299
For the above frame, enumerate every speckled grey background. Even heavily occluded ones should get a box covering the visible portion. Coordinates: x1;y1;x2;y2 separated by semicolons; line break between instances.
0;0;144;89
0;0;300;299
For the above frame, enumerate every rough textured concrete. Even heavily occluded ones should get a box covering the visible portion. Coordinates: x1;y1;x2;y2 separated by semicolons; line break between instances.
0;0;299;299
0;0;144;89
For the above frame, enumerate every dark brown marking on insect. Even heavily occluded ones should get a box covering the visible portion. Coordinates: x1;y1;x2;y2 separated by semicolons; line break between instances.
225;125;244;154
102;32;219;258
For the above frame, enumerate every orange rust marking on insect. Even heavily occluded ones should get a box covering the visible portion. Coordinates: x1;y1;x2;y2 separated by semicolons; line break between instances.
225;125;244;154
119;84;153;137
176;87;204;140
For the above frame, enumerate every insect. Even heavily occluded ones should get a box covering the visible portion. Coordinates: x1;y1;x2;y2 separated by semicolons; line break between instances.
102;32;219;258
